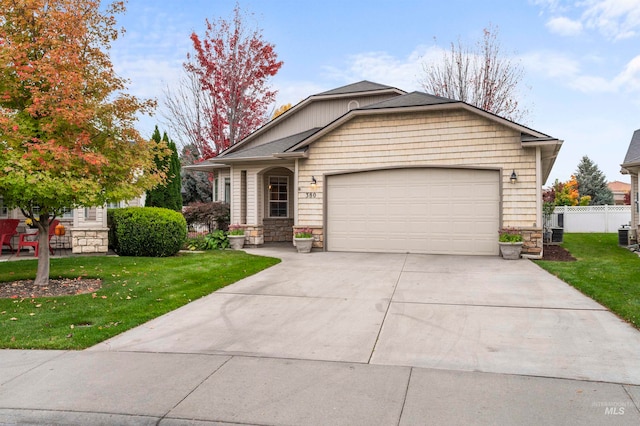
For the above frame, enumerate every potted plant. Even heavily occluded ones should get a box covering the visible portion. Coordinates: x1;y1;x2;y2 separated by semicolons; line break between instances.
227;224;245;250
293;227;314;253
498;227;523;260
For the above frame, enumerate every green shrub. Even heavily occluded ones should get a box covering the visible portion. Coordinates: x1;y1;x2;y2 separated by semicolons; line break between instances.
185;230;229;251
110;207;187;257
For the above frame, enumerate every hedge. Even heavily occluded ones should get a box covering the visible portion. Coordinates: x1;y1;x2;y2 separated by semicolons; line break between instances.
108;207;187;257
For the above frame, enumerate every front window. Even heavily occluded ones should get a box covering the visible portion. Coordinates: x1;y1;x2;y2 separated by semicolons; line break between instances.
269;176;288;218
224;178;231;204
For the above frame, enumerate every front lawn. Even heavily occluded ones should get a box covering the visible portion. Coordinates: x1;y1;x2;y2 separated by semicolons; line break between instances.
0;251;279;349
535;233;640;328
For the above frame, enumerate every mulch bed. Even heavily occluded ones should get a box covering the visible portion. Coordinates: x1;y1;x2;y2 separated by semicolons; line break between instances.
542;244;576;262
0;278;102;299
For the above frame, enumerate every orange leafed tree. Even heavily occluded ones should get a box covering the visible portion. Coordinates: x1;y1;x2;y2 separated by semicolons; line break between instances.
0;0;167;285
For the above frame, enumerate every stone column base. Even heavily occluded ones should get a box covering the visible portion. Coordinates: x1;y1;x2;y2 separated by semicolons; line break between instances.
71;227;109;254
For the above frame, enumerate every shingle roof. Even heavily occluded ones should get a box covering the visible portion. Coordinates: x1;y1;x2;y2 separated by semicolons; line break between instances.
315;80;398;96
623;129;640;165
221;128;321;159
359;91;458;109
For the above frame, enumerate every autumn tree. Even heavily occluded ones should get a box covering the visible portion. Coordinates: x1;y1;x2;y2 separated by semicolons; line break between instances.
574;155;614;205
0;0;166;285
146;127;182;211
180;4;283;158
551;177;591;206
420;25;527;122
162;71;211;159
272;103;292;120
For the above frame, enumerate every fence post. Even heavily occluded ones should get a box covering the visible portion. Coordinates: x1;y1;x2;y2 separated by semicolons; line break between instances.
604;205;608;233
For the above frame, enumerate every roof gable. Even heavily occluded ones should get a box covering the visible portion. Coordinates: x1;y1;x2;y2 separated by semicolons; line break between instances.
315;80;400;96
623;129;640;166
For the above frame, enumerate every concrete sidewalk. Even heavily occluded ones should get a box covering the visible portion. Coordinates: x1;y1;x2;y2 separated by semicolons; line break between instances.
0;350;639;425
1;246;640;424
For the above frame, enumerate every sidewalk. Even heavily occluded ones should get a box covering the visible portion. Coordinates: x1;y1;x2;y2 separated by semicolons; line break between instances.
0;350;638;425
1;246;640;424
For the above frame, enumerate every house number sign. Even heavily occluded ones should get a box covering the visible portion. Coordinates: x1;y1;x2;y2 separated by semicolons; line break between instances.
304;192;317;198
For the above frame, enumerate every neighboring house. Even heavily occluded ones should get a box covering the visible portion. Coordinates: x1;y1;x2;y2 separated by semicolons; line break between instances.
621;129;640;239
189;81;563;257
0;196;144;254
607;180;631;205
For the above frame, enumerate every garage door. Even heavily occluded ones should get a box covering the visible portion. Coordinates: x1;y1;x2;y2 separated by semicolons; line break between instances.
326;168;500;255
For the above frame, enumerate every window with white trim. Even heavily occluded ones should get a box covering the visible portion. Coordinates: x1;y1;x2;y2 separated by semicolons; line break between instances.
268;176;288;218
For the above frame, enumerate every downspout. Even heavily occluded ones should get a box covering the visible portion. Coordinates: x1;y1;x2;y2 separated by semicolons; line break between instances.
536;147;542;228
294;158;299;225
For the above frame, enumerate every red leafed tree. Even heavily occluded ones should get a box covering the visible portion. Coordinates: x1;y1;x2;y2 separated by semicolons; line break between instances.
0;0;165;285
183;4;283;158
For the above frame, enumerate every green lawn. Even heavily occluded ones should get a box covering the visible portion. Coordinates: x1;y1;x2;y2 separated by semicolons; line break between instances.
535;233;640;329
0;251;279;349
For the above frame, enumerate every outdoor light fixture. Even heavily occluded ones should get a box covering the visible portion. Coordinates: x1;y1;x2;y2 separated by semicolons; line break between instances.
311;176;317;186
510;170;518;184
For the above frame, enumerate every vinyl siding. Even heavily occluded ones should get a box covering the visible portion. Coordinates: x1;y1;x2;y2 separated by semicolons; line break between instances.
241;94;399;150
297;109;538;228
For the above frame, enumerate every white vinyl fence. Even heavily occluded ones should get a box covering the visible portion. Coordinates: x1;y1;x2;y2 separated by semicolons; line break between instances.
550;205;631;233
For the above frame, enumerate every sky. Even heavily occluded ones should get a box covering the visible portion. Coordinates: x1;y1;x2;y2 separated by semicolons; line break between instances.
110;0;640;186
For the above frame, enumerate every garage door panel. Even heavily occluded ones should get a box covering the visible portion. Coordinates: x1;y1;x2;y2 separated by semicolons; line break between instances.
327;168;500;255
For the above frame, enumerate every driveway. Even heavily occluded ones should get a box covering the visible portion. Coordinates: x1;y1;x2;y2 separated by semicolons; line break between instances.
92;247;640;385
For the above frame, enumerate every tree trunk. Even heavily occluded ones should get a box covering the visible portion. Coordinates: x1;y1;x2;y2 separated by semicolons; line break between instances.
34;218;50;286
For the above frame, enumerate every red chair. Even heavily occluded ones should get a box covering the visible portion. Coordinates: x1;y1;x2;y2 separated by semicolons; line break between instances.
0;219;20;253
17;219;59;257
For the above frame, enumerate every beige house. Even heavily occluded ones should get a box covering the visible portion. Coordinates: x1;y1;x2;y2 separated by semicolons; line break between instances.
621;129;640;239
607;180;631;205
191;81;563;257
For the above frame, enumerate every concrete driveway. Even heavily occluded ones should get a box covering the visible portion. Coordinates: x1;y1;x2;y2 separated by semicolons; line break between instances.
92;246;640;385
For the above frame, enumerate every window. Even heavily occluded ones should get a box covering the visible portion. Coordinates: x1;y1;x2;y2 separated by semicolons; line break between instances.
268;176;288;218
224;178;231;204
106;201;123;209
60;207;74;218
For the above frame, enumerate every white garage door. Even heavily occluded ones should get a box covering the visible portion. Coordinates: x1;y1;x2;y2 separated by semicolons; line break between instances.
326;168;500;255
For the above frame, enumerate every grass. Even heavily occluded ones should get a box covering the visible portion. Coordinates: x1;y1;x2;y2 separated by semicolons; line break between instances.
535;233;640;328
0;251;280;349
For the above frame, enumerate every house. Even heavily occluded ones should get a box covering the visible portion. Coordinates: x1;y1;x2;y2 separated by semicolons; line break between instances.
0;197;144;255
189;81;563;257
607;180;631;205
621;129;640;238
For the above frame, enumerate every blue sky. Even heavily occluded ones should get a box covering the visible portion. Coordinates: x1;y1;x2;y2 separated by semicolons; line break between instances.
111;0;640;185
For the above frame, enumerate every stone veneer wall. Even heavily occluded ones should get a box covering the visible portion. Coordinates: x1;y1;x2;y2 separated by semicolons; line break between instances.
242;224;264;247
71;227;109;254
293;226;324;248
263;218;294;242
521;227;543;259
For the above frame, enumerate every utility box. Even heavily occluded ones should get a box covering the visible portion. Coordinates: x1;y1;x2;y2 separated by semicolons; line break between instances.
619;226;630;246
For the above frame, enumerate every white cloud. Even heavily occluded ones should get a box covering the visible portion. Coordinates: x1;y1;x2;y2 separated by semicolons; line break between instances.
522;50;640;94
536;0;640;40
322;45;440;93
545;16;583;36
520;50;581;79
582;0;640;40
613;55;640;91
